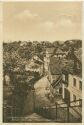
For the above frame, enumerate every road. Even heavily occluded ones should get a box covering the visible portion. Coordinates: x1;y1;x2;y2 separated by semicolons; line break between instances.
21;113;52;122
10;113;52;122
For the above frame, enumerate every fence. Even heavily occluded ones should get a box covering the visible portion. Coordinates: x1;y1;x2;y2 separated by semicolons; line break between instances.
35;99;82;123
3;99;82;123
3;105;22;122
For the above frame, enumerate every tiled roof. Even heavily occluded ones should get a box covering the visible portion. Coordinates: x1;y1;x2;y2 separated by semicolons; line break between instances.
62;59;82;77
74;48;82;63
55;48;65;54
49;57;62;75
46;47;55;54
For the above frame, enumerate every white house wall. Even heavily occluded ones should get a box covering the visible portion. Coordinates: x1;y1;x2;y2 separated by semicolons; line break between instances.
62;84;65;99
68;74;82;101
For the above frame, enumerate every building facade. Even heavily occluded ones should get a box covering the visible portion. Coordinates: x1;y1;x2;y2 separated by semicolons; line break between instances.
62;71;82;105
44;47;55;74
25;55;44;76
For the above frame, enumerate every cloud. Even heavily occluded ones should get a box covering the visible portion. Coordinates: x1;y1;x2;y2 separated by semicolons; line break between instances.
40;21;55;32
39;16;73;33
15;10;38;20
59;16;72;26
44;21;54;28
55;14;76;29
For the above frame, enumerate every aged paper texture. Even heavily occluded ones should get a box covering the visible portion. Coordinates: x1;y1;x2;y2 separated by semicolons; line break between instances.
0;1;83;125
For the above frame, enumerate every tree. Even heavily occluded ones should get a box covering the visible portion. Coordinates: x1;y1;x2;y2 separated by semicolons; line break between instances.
53;41;60;48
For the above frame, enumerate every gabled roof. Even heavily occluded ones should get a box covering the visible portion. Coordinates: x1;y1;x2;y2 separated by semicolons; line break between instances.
28;55;44;65
62;59;82;78
52;48;66;57
33;55;44;64
46;47;55;54
49;57;62;75
55;48;65;54
46;47;66;57
74;48;82;63
25;55;43;71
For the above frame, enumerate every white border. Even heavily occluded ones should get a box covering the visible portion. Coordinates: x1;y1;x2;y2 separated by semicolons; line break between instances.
82;1;84;124
0;1;83;125
0;0;83;2
0;2;3;124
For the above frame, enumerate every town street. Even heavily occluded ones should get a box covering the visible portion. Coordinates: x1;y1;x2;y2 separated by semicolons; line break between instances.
21;113;51;122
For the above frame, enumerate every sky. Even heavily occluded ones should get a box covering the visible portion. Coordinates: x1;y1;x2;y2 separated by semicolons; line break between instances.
3;2;82;42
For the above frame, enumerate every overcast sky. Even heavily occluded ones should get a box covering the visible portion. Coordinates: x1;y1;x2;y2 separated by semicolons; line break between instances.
3;2;82;42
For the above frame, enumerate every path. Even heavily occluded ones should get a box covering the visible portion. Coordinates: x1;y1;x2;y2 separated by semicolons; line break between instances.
21;113;52;122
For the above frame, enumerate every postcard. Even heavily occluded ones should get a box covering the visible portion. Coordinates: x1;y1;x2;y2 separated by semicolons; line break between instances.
0;1;83;124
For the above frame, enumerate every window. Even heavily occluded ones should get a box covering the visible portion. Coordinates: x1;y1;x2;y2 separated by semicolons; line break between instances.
63;74;65;81
79;81;82;90
73;94;76;101
65;75;68;82
63;74;68;82
79;98;82;106
73;78;76;87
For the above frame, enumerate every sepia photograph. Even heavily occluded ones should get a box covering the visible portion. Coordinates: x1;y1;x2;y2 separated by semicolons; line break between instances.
3;1;82;123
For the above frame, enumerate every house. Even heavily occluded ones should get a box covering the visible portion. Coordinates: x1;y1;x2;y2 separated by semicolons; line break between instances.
47;56;63;96
44;47;67;74
44;47;55;74
60;48;82;121
44;47;67;96
25;55;44;76
62;48;82;105
53;48;67;59
62;70;82;104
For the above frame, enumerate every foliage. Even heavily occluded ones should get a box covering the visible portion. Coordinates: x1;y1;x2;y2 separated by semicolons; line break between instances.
3;39;82;121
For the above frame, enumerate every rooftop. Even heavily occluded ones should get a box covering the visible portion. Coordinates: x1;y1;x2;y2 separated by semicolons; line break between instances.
49;57;62;75
74;48;82;63
62;60;82;78
54;48;66;54
46;47;55;54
